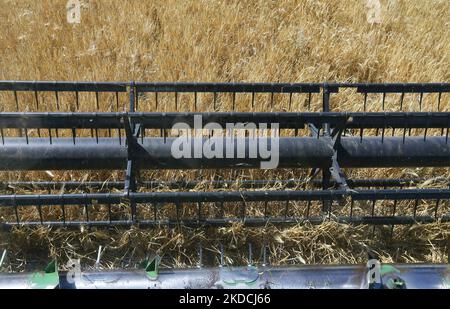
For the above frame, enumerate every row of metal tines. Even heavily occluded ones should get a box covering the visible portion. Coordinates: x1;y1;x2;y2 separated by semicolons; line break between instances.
0;81;448;112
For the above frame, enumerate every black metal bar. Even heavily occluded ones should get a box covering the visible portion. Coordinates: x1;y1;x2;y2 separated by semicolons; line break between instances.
0;137;448;170
1;215;449;229
134;82;321;93
0;189;448;206
1;112;448;130
1;81;447;94
0;81;127;92
2;177;448;191
355;83;450;94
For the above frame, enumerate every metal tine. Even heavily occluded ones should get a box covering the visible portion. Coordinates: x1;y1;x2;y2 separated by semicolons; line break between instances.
270;92;274;109
94;91;100;110
0;250;6;269
232;92;236;111
371;200;376;217
118;128;122;145
284;200;289;220
0;128;4;145
95;128;99;143
84;201;89;222
220;201;224;218
446;127;449;143
363;93;367;111
24;128;29;144
350;199;354;218
71;128;76;145
213;92;217;111
251;92;255;109
75;91;79;110
261;244;268;267
48;128;53;144
37;199;43;224
175;92;178;111
306;200;311;219
381;119;385;143
135;89;139;111
327;199;332;220
289;92;293;110
424;116;429;141
61;198;66;225
434;199;440;219
390;200;397;237
197;243;203;268
219;243;224;267
197;202;202;222
115;91;119;111
95;245;103;269
437;92;441;111
241;201;246;220
392;200;397;217
371;200;376;237
194;92;198;111
108;203;112;223
13;196;19;224
14;91;19;111
399;92;404;111
55;128;59;138
360;127;364;143
176;202;181;222
248;243;253;267
382;92;386;110
155;92;158;110
55;91;60;110
413;199;419;219
308;92;312;110
419;92;423;111
34;90;39;109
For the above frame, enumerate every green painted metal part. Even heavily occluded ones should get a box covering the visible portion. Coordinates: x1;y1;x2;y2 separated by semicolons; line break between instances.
141;255;160;280
29;260;59;289
221;266;260;286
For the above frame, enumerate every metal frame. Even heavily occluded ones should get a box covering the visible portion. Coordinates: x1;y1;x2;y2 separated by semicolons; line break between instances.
0;81;449;228
0;263;448;289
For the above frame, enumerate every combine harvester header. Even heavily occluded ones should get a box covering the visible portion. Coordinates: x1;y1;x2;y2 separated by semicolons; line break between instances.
0;81;448;288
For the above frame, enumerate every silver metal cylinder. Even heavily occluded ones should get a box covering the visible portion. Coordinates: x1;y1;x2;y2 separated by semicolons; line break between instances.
0;264;448;289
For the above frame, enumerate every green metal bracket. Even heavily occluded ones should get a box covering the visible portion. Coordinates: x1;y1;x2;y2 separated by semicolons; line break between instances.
140;255;160;280
221;266;260;286
380;264;405;289
380;264;401;276
29;260;59;289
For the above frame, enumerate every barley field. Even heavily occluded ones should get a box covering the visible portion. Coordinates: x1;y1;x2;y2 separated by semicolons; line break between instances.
0;0;449;271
